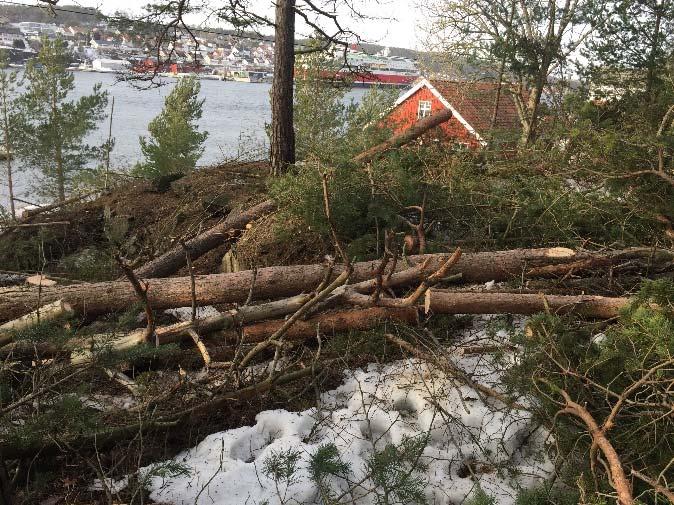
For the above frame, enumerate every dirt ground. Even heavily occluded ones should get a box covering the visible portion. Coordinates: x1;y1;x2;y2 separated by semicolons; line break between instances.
0;162;271;279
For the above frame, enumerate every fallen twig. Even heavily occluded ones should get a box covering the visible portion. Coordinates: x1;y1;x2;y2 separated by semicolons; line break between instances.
549;385;634;505
385;333;528;411
631;469;674;504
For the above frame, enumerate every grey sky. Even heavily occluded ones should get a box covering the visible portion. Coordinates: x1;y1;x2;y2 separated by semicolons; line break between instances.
14;0;422;49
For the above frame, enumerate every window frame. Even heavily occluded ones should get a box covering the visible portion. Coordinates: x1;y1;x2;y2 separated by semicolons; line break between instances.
417;100;432;119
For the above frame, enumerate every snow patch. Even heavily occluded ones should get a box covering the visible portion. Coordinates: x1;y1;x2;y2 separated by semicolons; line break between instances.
140;319;553;505
165;305;222;321
89;476;129;494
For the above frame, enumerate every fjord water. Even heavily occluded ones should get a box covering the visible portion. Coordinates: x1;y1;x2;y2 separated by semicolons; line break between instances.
1;71;369;206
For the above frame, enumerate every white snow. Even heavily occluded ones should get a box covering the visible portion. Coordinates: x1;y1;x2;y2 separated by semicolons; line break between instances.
89;476;129;494
132;316;554;505
165;305;222;321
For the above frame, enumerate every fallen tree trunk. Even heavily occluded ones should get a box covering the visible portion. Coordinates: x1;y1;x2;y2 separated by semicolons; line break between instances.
131;198;277;279
20;191;97;220
235;306;419;343
0;300;74;347
1;247;668;322
425;290;630;319
353;109;453;164
71;294;312;363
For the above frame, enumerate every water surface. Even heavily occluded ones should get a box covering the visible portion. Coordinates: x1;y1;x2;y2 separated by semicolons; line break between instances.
1;72;369;206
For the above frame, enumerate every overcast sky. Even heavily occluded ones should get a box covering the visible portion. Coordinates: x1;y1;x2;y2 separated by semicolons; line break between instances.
13;0;423;50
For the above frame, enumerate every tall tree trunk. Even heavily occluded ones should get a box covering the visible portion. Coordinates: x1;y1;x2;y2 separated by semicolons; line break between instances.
51;93;65;203
520;72;546;146
270;0;296;176
490;0;515;135
55;141;65;203
490;60;505;132
1;87;14;219
645;3;663;100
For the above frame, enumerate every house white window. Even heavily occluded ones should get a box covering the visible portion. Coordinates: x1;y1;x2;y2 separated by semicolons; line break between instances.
417;100;432;119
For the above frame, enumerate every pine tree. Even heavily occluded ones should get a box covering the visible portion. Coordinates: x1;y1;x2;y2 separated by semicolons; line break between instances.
138;75;208;178
18;36;108;203
0;50;22;219
584;0;674;99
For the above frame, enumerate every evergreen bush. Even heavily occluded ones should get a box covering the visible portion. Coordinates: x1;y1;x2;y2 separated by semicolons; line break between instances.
506;280;674;502
136;75;208;178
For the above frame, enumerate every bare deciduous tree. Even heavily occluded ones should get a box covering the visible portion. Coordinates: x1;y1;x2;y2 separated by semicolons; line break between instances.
423;0;603;145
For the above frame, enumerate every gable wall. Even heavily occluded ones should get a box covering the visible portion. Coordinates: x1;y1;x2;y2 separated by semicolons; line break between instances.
387;86;481;148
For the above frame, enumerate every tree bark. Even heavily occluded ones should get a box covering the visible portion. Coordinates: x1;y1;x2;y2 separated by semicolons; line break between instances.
52;92;66;203
645;4;663;100
237;306;419;343
0;300;74;346
425;290;629;319
131;199;277;279
71;294;312;363
1;247;661;322
1;82;14;220
520;81;544;146
269;0;296;176
353;108;452;164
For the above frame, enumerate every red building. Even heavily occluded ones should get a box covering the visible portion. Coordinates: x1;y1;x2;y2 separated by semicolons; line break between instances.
388;78;523;148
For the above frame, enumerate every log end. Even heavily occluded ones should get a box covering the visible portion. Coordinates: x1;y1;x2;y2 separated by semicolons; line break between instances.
544;247;576;258
424;289;432;314
26;275;57;287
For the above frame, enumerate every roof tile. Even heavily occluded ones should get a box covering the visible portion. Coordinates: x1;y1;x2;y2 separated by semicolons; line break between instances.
429;79;523;135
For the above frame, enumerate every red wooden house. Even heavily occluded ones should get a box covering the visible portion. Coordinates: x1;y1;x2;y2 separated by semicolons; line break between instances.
388;78;523;148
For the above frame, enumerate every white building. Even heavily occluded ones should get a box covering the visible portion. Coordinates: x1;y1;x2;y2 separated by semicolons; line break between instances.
13;22;61;38
92;58;129;72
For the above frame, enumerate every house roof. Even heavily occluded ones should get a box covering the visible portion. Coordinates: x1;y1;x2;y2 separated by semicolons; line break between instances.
396;78;523;140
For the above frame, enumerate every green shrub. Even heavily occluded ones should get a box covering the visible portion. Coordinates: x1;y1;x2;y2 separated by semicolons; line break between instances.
506;280;674;502
136;76;208;178
465;487;496;505
514;484;578;505
293;47;396;165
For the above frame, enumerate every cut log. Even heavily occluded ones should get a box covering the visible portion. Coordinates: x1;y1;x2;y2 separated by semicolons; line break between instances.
1;247;667;323
131;198;277;279
353;109;453;164
71;294;312;363
25;275;57;287
20;191;96;219
0;300;74;347
425;290;630;318
237;306;419;343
